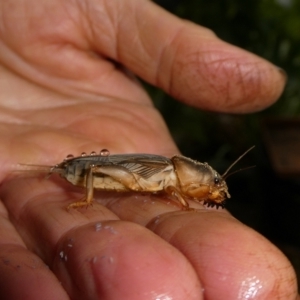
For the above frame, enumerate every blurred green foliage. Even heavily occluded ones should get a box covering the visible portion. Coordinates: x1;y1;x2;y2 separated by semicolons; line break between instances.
144;0;300;250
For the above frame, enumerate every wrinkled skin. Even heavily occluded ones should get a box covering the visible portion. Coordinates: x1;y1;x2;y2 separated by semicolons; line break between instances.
0;0;298;299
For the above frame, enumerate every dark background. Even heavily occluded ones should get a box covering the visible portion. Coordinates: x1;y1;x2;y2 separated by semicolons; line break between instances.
145;0;300;285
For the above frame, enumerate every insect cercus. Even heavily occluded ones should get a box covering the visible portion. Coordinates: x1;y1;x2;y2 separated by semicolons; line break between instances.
20;147;254;210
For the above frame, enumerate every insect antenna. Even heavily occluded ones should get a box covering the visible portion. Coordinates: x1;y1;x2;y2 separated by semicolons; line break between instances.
222;165;256;179
222;146;255;179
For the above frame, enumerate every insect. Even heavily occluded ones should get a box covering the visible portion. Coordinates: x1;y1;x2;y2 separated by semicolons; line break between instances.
19;147;254;210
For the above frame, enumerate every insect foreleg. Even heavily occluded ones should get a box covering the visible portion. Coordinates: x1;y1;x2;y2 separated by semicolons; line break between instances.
164;186;190;209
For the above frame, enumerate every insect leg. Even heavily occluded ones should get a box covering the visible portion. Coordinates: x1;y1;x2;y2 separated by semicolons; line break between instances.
164;186;190;210
67;165;95;210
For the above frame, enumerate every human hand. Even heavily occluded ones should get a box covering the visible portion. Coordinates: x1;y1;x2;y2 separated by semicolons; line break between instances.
0;0;297;299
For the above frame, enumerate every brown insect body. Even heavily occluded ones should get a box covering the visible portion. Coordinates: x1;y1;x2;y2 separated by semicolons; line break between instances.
45;149;230;210
19;147;254;210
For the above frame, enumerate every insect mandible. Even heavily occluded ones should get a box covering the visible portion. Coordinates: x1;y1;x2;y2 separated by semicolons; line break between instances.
19;147;254;210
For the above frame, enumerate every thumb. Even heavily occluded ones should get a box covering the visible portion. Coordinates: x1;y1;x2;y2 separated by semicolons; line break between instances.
90;0;286;113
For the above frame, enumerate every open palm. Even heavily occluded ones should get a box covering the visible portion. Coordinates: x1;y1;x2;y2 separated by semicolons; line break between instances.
0;0;297;299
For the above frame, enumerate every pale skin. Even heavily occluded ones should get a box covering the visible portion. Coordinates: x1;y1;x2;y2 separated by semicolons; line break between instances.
0;0;298;299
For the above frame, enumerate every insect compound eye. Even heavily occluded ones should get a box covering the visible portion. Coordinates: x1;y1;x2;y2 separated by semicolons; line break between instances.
214;176;220;185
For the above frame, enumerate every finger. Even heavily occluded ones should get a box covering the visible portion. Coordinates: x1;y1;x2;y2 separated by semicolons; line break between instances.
88;0;286;113
148;211;298;299
1;1;284;112
0;1;151;105
105;197;298;299
1;177;203;299
0;201;69;300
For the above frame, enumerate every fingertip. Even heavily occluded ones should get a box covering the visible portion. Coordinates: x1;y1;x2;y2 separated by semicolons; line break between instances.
0;245;69;300
53;221;203;299
147;210;298;299
161;33;286;113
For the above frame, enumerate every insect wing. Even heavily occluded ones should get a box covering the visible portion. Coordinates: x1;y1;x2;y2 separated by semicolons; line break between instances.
66;154;173;178
106;154;173;179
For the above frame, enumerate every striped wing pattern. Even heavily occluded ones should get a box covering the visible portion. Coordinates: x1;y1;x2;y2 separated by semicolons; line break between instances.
108;154;172;179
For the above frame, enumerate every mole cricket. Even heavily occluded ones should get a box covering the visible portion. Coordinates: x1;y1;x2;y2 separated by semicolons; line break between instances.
19;147;254;210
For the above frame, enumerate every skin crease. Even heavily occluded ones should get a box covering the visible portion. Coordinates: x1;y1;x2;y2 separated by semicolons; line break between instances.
0;0;298;299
